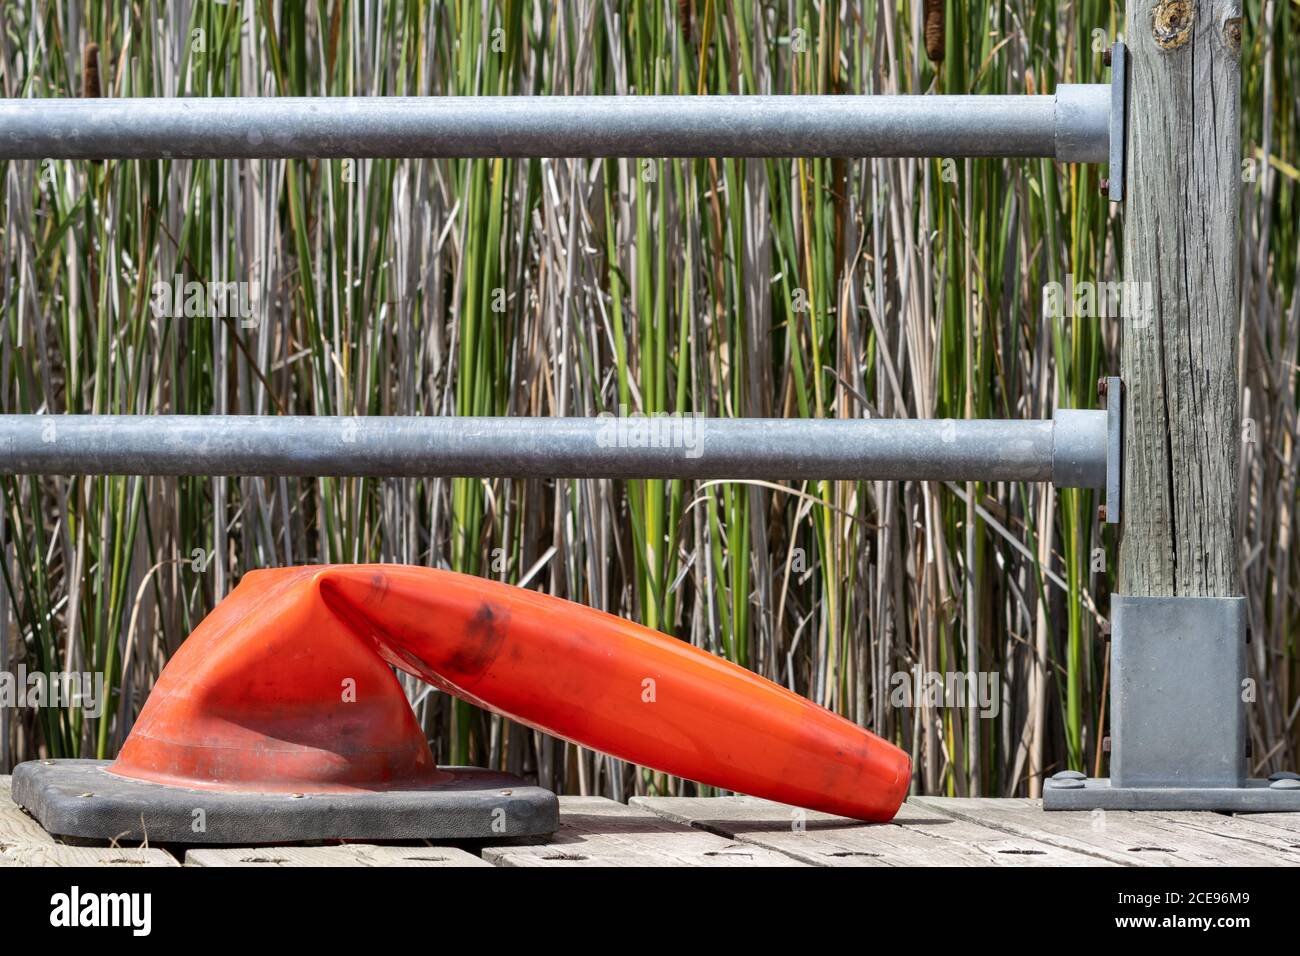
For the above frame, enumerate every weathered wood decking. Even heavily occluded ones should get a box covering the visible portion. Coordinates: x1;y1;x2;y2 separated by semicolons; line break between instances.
3;776;1297;867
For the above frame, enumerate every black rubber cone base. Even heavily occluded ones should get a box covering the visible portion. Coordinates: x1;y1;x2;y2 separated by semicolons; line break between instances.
13;759;558;845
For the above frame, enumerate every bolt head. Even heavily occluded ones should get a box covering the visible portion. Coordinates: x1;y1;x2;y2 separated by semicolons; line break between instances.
1098;505;1108;523
1101;736;1112;753
1052;770;1086;780
1097;377;1108;398
1269;778;1300;791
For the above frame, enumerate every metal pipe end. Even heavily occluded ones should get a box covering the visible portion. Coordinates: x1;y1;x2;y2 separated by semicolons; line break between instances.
1051;408;1107;488
1054;84;1110;164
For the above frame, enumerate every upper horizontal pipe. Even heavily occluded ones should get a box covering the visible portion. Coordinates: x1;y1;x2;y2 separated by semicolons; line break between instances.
0;88;1109;162
0;413;1106;487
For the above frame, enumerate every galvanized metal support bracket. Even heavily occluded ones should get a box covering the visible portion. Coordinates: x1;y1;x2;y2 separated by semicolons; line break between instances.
1107;39;1127;202
1044;595;1300;811
1105;375;1121;523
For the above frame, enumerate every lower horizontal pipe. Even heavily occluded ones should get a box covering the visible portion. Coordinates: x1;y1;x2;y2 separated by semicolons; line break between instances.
0;413;1106;487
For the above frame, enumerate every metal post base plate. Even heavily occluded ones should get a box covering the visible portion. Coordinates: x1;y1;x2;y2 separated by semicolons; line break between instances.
1109;595;1248;789
1044;772;1300;811
13;759;558;844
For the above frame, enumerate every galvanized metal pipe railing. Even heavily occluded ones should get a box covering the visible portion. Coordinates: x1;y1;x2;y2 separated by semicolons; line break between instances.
0;87;1110;161
0;412;1107;487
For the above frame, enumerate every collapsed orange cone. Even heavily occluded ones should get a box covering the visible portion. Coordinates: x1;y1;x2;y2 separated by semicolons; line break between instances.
112;565;910;821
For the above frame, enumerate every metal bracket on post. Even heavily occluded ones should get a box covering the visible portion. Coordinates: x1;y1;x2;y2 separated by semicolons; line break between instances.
1045;595;1300;811
1107;39;1127;202
1105;375;1121;523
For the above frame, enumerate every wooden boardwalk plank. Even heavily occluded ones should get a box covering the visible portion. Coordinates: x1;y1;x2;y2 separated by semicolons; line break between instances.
0;775;58;847
8;772;1300;867
186;844;489;867
1231;812;1300;838
1143;812;1300;860
484;796;806;867
0;843;178;866
632;795;1113;866
914;797;1300;867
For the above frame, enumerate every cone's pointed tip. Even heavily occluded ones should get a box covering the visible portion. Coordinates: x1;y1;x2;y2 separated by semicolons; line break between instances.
884;745;914;817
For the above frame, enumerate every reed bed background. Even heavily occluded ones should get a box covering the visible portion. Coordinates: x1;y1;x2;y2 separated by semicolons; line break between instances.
0;0;1295;799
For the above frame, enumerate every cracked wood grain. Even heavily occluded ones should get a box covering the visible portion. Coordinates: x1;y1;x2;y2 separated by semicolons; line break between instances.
1119;0;1243;597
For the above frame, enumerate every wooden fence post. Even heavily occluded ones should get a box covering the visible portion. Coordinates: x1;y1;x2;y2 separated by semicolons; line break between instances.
1118;1;1242;598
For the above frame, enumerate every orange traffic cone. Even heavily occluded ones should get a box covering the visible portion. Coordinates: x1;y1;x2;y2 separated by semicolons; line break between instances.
16;565;910;842
111;565;910;822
